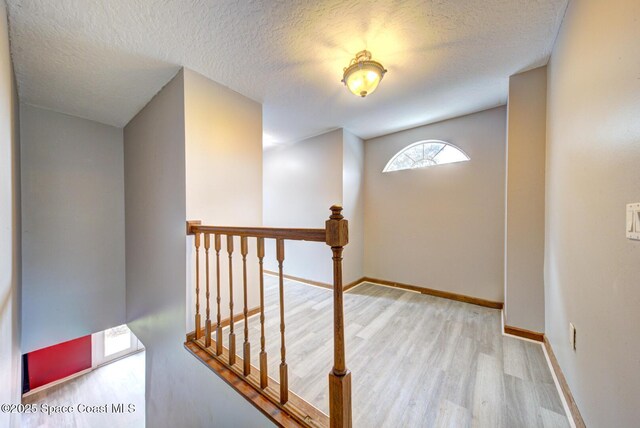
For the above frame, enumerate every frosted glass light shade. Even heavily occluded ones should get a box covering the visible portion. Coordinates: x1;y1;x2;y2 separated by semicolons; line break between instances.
342;50;387;97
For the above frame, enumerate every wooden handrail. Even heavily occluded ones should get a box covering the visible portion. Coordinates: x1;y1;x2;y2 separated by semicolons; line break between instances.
186;206;351;428
187;224;326;242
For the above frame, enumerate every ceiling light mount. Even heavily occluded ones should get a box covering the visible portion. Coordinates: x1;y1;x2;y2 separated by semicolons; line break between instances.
341;50;387;98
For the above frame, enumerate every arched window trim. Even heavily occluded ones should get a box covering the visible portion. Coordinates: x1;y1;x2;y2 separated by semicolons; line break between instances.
382;139;470;173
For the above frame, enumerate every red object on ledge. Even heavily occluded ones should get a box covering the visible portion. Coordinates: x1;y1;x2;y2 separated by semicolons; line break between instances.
26;335;92;390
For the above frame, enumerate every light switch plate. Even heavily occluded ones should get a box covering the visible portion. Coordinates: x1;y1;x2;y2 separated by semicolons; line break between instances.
627;203;640;240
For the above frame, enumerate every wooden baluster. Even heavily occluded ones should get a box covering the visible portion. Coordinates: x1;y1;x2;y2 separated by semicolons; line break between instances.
228;235;236;366
194;232;202;340
215;234;223;356
326;206;352;428
204;233;212;348
257;237;268;389
276;238;288;404
241;236;251;376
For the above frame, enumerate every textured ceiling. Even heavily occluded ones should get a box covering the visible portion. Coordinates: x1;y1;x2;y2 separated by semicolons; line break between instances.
6;0;567;143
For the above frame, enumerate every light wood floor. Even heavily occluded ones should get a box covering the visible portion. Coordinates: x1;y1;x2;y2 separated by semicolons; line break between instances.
229;276;570;428
22;351;145;428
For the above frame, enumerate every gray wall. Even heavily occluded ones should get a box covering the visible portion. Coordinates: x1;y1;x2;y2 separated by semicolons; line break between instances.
184;68;263;321
364;107;506;302
124;69;271;428
545;0;640;426
0;2;22;426
263;130;344;284
505;67;547;333
342;130;365;284
263;129;365;285
20;104;125;353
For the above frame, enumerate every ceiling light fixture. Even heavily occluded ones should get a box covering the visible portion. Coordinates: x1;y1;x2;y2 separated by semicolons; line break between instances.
341;50;387;98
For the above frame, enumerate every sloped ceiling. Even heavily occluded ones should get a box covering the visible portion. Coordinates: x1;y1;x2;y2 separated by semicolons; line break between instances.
6;0;567;143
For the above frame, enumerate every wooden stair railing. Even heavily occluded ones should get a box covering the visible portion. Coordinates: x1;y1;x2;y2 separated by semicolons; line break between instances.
185;205;351;428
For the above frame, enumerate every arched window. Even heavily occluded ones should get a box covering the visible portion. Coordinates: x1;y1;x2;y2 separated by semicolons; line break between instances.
383;140;469;172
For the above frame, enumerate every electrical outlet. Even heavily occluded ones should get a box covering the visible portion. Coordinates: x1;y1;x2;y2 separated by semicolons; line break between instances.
569;323;577;351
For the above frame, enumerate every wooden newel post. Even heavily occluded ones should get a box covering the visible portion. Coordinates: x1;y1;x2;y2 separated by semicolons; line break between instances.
325;205;352;428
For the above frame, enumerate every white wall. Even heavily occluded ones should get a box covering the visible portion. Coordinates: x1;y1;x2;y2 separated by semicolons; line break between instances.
185;69;263;226
263;130;343;284
0;2;21;426
125;69;271;428
342;130;365;284
20;104;125;353
184;68;263;320
504;66;547;333
364;107;506;302
545;0;640;426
